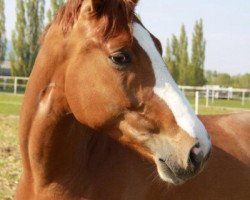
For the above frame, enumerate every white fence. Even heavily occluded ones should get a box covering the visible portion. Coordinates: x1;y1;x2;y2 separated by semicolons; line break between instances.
0;76;29;94
1;76;250;114
179;85;250;104
179;85;250;114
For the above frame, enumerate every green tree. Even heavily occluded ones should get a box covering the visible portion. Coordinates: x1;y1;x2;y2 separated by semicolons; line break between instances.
165;36;179;82
26;0;45;74
205;70;217;84
178;25;189;85
0;0;6;64
206;71;250;89
47;0;65;22
10;0;28;76
165;27;189;85
216;73;232;87
239;74;250;89
190;19;206;86
10;0;45;76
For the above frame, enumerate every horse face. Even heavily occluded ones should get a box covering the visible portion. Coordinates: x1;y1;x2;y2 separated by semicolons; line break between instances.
64;0;211;185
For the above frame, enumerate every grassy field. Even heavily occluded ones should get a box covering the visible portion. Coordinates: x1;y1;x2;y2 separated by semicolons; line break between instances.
0;115;21;200
0;94;22;199
187;95;250;115
0;94;23;116
0;93;250;199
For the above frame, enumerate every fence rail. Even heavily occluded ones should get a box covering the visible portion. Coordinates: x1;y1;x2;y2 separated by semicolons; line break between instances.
179;85;250;104
1;76;250;114
178;85;250;114
0;76;29;94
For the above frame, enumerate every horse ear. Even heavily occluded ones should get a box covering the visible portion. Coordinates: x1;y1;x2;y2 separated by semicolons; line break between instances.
83;0;139;15
83;0;104;14
128;0;139;10
130;0;139;6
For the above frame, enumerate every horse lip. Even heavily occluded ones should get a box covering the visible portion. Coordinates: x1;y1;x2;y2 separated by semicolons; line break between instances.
159;158;177;176
158;159;185;185
158;157;205;185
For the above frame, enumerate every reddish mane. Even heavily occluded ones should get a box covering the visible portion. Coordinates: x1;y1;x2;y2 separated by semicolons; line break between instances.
54;0;83;32
52;0;137;39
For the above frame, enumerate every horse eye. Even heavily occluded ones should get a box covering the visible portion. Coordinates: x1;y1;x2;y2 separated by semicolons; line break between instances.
109;52;132;67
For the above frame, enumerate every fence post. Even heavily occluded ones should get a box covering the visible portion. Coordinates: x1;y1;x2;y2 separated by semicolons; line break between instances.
212;89;215;103
3;76;7;90
206;88;209;108
242;91;245;106
14;77;17;94
182;88;185;95
195;91;199;115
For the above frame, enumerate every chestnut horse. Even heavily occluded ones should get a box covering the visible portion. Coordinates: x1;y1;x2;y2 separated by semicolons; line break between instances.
15;0;248;199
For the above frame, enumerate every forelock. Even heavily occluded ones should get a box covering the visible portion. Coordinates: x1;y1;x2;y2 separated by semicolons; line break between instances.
50;0;137;40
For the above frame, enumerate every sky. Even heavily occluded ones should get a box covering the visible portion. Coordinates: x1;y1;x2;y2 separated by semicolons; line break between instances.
4;0;250;75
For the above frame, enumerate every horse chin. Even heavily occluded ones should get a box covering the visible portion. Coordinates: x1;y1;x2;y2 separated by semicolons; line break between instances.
155;159;185;185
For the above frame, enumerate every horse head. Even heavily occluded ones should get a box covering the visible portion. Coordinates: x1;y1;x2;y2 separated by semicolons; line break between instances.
40;0;211;185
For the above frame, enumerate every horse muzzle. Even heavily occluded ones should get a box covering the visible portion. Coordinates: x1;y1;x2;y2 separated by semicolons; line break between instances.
155;142;211;185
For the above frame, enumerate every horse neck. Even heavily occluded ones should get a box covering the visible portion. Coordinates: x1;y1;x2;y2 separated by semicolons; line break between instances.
18;42;110;189
18;62;164;198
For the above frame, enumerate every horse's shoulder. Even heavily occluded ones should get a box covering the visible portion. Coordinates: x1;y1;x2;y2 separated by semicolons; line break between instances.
200;112;250;165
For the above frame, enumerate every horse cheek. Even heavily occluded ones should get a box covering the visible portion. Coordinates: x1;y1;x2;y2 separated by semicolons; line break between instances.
65;75;124;129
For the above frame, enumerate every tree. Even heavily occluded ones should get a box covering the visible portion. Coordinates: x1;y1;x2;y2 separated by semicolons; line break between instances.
164;26;189;85
178;25;189;85
10;0;45;77
165;20;207;86
0;0;6;64
26;0;45;74
190;19;206;86
216;73;232;87
205;70;217;85
238;74;250;89
10;0;28;76
206;70;250;89
47;0;65;22
165;36;179;82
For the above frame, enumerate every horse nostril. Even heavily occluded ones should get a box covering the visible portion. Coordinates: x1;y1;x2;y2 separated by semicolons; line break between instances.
189;143;204;167
159;158;165;163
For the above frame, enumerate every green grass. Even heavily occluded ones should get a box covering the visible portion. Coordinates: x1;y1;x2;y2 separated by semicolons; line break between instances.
0;115;21;200
194;106;243;115
209;99;250;109
187;95;250;115
0;94;23;116
0;94;23;199
187;96;250;108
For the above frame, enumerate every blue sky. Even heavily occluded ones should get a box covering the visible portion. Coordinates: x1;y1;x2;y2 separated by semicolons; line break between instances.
5;0;250;75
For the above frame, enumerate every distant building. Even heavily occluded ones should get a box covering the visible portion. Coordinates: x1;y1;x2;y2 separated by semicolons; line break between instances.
205;85;233;99
0;61;11;76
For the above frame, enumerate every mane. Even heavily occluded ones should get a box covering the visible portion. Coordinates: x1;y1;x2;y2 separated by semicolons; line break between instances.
54;0;83;32
46;0;136;40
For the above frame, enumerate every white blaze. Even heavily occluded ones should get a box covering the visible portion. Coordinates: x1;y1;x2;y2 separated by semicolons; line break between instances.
133;23;211;155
